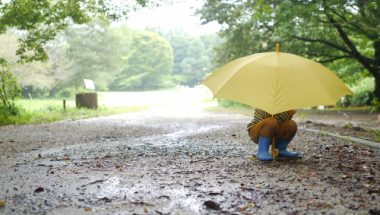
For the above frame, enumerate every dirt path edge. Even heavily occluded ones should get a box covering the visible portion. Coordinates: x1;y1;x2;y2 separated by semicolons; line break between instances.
300;127;380;150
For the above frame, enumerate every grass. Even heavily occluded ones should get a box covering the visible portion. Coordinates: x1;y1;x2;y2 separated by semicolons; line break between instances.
1;87;212;126
0;98;147;126
17;98;75;112
375;130;380;143
22;105;146;124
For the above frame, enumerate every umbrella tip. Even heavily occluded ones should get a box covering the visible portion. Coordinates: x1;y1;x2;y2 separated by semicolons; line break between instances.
276;43;280;53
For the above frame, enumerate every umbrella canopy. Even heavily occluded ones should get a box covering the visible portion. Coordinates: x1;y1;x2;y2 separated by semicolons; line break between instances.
202;44;352;115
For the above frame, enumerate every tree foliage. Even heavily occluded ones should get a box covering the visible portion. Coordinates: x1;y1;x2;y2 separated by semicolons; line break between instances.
0;0;154;114
9;22;220;95
110;30;174;90
0;0;221;102
198;0;380;102
0;31;75;97
1;0;89;63
60;26;220;91
0;0;151;63
0;63;20;115
154;30;221;86
64;20;122;91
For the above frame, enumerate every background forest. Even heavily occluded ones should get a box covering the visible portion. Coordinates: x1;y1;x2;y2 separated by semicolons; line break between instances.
0;20;221;97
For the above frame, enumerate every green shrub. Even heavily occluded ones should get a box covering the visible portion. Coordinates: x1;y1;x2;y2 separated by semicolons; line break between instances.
0;106;12;124
371;98;380;113
0;64;21;115
0;106;31;125
350;77;374;106
336;96;351;107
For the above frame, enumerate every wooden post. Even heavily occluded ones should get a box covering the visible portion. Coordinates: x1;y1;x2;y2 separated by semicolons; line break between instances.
63;99;66;110
75;93;98;109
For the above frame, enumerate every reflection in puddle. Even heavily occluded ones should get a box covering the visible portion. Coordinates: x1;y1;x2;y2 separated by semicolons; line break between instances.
96;176;128;198
96;177;202;214
165;125;222;138
165;188;201;214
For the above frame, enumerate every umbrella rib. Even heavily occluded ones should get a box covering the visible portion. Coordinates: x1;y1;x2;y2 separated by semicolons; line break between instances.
270;55;281;114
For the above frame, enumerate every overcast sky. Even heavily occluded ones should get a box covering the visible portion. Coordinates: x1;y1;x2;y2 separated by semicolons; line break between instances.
126;0;220;36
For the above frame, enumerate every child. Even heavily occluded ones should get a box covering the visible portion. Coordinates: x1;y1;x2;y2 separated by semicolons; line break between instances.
247;109;299;161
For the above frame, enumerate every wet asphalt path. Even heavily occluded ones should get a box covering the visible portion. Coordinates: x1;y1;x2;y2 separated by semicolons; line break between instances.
0;106;379;215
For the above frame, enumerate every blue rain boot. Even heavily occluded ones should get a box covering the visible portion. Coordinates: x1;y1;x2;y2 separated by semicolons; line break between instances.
257;136;273;161
275;139;299;158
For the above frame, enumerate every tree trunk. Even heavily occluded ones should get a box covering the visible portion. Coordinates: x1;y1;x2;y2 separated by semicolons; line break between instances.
374;75;380;101
374;40;380;101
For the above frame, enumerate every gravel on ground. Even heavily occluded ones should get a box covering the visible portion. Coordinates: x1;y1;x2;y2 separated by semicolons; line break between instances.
0;107;379;215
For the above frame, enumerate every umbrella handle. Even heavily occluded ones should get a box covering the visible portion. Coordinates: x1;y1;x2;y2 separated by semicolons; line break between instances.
271;138;279;158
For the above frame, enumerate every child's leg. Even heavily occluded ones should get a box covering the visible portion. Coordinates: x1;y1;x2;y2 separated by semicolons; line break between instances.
248;117;278;143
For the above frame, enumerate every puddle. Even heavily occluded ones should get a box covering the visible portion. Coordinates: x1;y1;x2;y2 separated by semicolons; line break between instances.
95;176;129;198
165;125;223;138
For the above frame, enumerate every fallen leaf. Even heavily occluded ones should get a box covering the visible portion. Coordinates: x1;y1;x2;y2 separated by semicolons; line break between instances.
238;202;256;212
0;199;5;208
240;187;255;191
157;195;170;200
307;201;333;209
98;197;112;202
368;190;380;194
34;187;44;193
204;200;220;210
130;201;154;206
369;209;380;215
208;192;223;196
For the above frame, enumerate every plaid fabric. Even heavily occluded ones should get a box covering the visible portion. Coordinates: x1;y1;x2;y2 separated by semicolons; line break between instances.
247;109;293;130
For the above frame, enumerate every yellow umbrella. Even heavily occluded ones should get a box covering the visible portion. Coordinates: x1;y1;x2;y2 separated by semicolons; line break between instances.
202;44;353;115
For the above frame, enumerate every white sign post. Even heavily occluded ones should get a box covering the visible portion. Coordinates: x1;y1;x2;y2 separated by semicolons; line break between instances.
76;79;98;109
83;79;96;90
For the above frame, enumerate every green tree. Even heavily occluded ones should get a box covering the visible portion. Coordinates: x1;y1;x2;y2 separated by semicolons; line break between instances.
200;34;221;65
0;31;75;98
155;29;221;86
176;37;208;86
0;0;153;113
198;0;380;100
0;0;151;63
110;30;174;90
63;19;122;91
